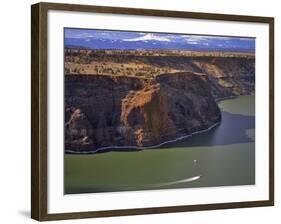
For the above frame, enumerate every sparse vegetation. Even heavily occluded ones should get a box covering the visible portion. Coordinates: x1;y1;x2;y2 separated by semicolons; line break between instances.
64;48;254;80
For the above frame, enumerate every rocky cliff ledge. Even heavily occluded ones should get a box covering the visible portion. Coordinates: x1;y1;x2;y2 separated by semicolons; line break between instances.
65;72;221;152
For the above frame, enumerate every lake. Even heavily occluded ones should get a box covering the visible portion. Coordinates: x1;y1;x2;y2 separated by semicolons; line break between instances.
64;95;255;194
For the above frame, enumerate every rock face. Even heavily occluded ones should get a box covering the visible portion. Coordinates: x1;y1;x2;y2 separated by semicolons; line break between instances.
64;72;221;152
156;73;221;132
120;82;174;147
65;52;255;99
190;57;255;98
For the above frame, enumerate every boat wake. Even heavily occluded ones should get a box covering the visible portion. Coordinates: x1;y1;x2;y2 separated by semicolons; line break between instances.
139;175;201;189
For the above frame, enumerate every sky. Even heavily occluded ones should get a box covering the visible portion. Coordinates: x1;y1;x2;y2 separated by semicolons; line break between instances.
64;28;255;52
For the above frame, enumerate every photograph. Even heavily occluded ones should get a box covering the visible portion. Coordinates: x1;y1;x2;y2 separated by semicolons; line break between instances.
64;28;256;194
30;2;274;220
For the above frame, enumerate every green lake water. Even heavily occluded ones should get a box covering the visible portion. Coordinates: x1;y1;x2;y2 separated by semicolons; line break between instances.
64;96;255;194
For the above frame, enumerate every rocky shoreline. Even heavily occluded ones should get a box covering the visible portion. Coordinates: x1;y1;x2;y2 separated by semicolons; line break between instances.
65;120;221;154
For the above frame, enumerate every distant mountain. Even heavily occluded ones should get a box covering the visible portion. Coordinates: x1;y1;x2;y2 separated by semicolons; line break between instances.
64;37;255;52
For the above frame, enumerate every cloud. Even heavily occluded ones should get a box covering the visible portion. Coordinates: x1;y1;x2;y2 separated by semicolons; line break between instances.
188;41;199;45
181;35;206;41
182;35;236;42
123;34;171;42
65;29;120;39
66;33;95;39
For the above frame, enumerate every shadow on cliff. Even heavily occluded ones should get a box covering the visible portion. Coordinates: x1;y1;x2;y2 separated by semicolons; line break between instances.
158;112;255;149
91;111;255;153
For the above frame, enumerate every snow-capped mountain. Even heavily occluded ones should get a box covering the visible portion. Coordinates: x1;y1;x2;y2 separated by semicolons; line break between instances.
123;33;171;42
64;29;255;52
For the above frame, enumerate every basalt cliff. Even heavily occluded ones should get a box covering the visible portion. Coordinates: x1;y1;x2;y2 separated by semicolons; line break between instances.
64;50;255;153
65;73;222;152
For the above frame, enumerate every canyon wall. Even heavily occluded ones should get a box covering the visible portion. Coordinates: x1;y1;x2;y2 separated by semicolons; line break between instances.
64;51;255;153
65;72;221;152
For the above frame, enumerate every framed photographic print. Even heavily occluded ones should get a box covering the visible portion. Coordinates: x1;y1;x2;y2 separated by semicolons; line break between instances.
31;2;274;221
